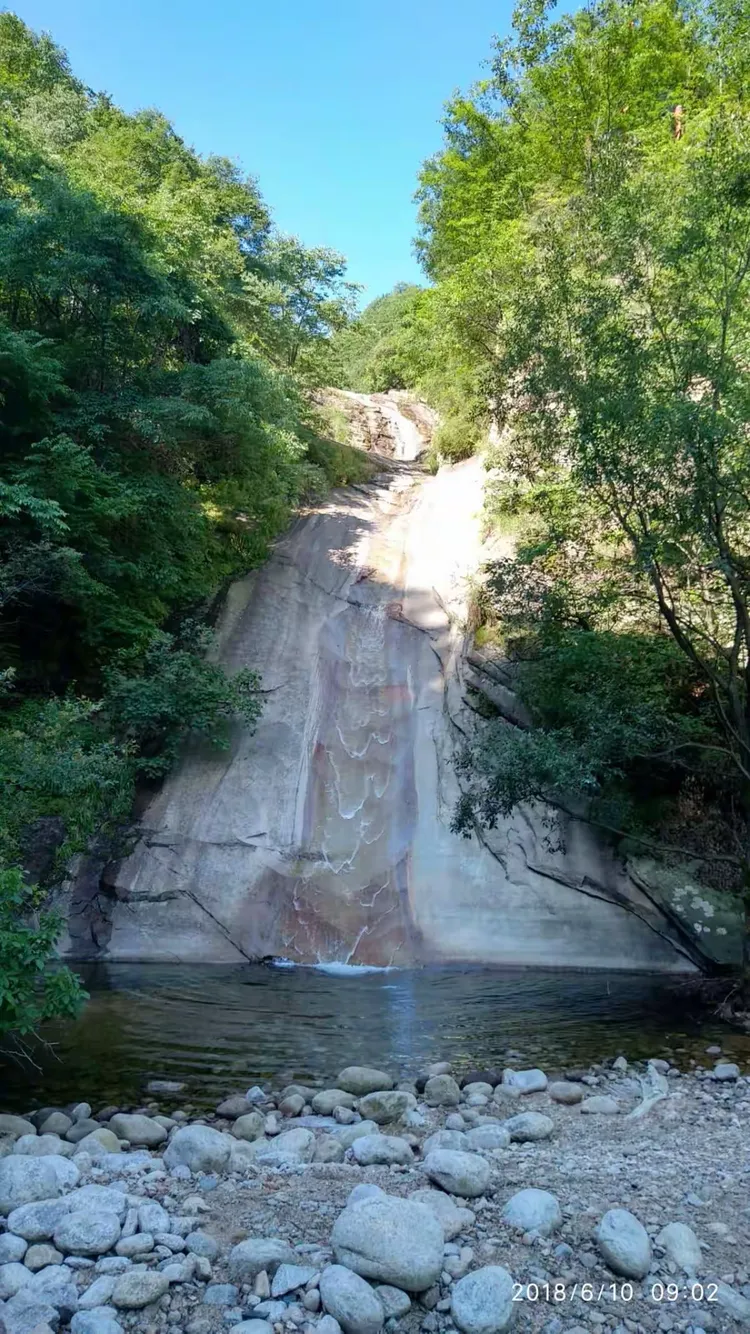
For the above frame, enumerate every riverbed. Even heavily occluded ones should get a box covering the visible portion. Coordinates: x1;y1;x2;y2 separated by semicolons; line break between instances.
2;964;748;1110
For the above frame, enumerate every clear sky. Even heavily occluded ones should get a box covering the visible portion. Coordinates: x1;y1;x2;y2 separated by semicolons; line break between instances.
10;0;524;304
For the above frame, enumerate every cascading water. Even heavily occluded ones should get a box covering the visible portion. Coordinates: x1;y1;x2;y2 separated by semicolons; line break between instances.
59;393;698;972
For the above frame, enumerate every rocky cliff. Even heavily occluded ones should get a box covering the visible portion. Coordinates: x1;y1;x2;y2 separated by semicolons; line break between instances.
60;394;704;970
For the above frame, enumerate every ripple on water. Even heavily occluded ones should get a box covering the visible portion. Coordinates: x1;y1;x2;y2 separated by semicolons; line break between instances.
1;963;747;1110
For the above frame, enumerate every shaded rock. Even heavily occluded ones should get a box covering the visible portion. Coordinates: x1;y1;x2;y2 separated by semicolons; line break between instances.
314;1138;346;1164
1;1298;61;1334
548;1083;583;1106
312;1091;356;1116
501;1189;561;1237
407;1190;475;1242
422;1150;490;1199
230;1113;265;1142
111;1270;169;1309
423;1076;461;1108
0;1118;36;1141
337;1068;394;1096
216;1095;252;1118
278;1095;305;1117
374;1286;411;1320
231;1324;274;1334
451;1266;515;1334
106;1115;166;1148
319;1265;384;1334
23;1247;62;1273
716;1282;750;1322
136;1202;168;1235
331;1194;443;1292
351;1135;413;1167
656;1222;702;1276
53;1212;121;1258
358;1092;416;1125
37;1117;71;1139
502;1113;553;1143
163;1125;231;1174
596;1209;652;1279
228;1239;297;1283
26;1266;78;1317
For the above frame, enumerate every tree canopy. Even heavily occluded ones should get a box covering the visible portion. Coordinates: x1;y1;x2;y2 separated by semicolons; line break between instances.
415;0;750;961
0;15;369;1033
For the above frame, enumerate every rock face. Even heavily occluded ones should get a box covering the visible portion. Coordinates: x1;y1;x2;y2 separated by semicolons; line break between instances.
64;396;697;972
331;1195;444;1292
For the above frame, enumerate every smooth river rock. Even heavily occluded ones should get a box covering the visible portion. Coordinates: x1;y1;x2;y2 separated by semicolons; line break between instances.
502;1113;554;1143
596;1208;652;1278
451;1266;515;1334
501;1189;561;1237
228;1238;298;1282
53;1212;121;1257
319;1265;384;1334
163;1125;231;1174
350;1135;413;1167
656;1222;702;1276
331;1194;444;1291
423;1150;490;1199
357;1092;416;1125
0;1160;61;1215
337;1068;394;1096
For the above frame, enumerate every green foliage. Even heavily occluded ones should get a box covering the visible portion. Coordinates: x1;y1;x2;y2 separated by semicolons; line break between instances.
0;867;85;1037
418;0;750;929
0;13;364;1034
103;628;262;778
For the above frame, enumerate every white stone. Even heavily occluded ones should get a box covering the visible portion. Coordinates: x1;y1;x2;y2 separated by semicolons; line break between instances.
424;1075;461;1107
580;1096;620;1116
0;1160;60;1215
71;1308;123;1334
596;1209;652;1279
503;1069;547;1094
0;1262;32;1299
656;1222;702;1276
357;1092;417;1124
107;1115;166;1147
451;1265;515;1334
332;1194;444;1291
501;1189;561;1237
332;1122;380;1149
54;1212;121;1257
502;1113;554;1142
271;1264;318;1297
422;1130;468;1155
422;1149;490;1199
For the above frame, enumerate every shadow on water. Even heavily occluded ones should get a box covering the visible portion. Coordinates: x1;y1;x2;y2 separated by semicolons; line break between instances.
1;963;748;1110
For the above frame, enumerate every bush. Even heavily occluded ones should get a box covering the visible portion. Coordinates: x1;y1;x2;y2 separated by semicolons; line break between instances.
0;866;85;1037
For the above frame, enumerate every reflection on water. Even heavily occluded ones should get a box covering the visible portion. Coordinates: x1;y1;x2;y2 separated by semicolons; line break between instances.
1;964;748;1110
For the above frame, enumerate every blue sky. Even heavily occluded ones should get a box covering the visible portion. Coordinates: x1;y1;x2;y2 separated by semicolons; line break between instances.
15;1;521;302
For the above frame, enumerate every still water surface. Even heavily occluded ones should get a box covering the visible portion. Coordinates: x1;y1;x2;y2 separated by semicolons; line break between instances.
2;964;748;1110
